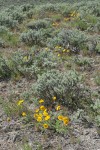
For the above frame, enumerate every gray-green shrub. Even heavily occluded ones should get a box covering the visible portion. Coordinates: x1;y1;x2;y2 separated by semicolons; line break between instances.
0;56;11;79
27;19;51;30
33;70;92;110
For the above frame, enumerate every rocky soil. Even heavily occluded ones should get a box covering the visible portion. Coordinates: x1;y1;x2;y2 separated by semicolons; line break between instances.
0;79;100;150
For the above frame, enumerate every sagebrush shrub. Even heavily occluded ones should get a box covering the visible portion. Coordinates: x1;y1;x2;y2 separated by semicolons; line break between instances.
27;19;51;30
20;28;54;46
0;56;11;79
33;70;92;110
48;29;87;52
0;38;5;48
11;11;26;23
8;49;59;79
0;14;18;29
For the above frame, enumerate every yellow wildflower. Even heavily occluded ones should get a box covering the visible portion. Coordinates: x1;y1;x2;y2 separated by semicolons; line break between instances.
17;99;24;106
58;54;60;57
56;105;61;111
34;113;39;119
55;46;59;49
63;49;66;52
38;113;43;117
53;96;56;100
63;119;69;125
63;117;69;125
22;112;26;117
43;111;48;116
45;47;48;50
66;49;70;53
7;117;11;122
52;23;59;26
37;116;42;122
23;56;28;62
35;109;39;113
58;115;63;120
64;18;70;21
44;115;50;121
58;46;62;49
40;105;46;111
39;99;44;103
52;23;55;26
43;124;49;129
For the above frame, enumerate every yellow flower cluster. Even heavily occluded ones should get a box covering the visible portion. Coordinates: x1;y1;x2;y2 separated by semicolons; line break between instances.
70;11;80;18
16;99;27;117
52;22;59;27
16;97;70;130
34;99;51;129
58;115;69;125
54;46;70;57
64;17;70;21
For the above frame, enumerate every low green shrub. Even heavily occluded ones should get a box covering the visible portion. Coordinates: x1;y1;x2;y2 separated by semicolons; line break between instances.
73;19;90;31
33;70;92;110
8;49;59;79
94;21;100;32
0;38;5;48
0;14;18;29
74;56;92;67
27;19;51;30
91;99;100;128
20;28;54;46
0;56;11;79
48;29;87;52
11;11;26;23
20;4;34;12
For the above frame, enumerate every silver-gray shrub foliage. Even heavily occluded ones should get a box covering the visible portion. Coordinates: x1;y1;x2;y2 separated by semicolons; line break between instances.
9;49;59;79
48;29;87;52
0;14;18;29
0;56;11;79
20;28;54;46
0;38;5;48
33;70;92;109
27;19;51;30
